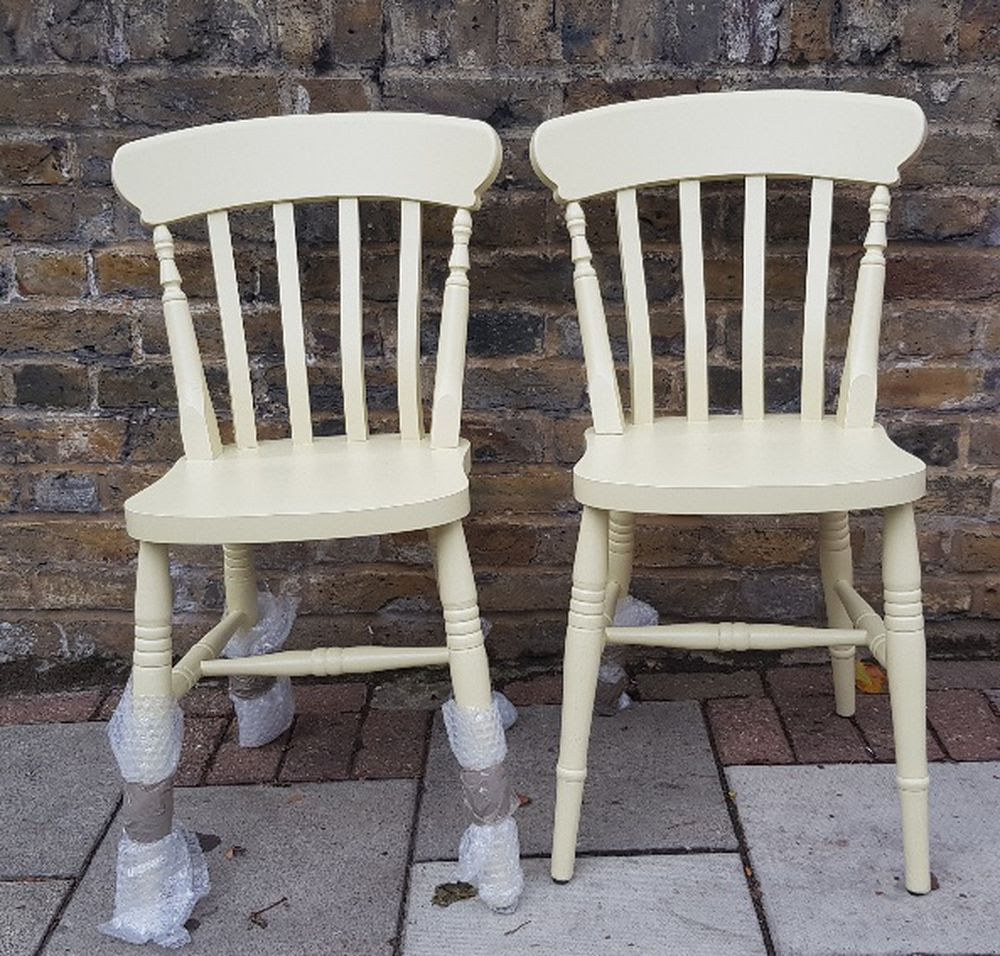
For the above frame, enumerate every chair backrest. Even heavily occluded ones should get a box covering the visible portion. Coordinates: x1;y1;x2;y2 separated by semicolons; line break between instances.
112;113;502;459
530;90;927;433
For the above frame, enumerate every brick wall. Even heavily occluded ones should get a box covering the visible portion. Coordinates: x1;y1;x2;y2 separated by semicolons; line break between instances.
1;1;998;677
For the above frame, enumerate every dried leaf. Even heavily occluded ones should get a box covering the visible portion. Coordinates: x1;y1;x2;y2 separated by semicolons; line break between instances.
432;881;477;907
516;793;532;808
855;659;887;694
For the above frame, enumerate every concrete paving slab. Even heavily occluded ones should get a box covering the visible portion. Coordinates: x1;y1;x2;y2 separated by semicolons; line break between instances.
728;762;1000;956
414;702;735;860
0;879;70;956
402;855;767;955
45;780;417;956
0;723;119;878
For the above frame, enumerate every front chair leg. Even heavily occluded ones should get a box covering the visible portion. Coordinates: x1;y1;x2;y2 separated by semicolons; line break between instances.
819;511;856;717
101;541;209;947
883;503;931;894
431;521;523;913
552;506;609;883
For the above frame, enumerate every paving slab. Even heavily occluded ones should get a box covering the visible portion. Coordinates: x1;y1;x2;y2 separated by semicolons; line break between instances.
0;879;71;956
728;762;1000;956
0;723;119;878
45;780;417;956
414;702;735;860
402;856;767;955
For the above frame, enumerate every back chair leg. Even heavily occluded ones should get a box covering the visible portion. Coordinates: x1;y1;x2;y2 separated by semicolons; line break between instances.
883;503;931;894
223;544;259;629
819;511;856;717
552;506;609;883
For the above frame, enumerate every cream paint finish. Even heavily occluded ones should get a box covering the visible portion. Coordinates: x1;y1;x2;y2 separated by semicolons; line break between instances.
114;114;503;793
531;90;931;896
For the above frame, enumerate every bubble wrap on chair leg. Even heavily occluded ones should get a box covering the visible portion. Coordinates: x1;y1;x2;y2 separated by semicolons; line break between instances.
595;595;660;715
441;694;524;914
99;680;209;948
223;593;298;748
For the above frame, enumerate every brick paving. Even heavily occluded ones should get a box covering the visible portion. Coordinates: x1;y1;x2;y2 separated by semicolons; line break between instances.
3;664;1000;785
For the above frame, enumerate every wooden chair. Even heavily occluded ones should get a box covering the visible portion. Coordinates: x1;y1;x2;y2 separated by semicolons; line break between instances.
110;113;521;920
530;91;931;893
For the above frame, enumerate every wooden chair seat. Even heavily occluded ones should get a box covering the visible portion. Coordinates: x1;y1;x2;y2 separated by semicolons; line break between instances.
125;435;472;545
574;414;925;515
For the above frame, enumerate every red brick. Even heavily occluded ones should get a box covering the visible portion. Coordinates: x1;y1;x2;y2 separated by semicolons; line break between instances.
279;712;359;783
636;670;763;701
853;695;945;763
502;675;563;705
179;685;233;718
706;697;794;765
204;724;291;785
768;667;872;763
294;682;368;713
353;709;430;779
0;689;103;724
927;689;1000;760
176;716;228;786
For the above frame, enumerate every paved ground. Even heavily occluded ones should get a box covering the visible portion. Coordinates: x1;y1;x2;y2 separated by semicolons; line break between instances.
3;662;1000;955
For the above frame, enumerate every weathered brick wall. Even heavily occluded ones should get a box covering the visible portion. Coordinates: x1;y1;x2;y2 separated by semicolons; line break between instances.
1;1;998;677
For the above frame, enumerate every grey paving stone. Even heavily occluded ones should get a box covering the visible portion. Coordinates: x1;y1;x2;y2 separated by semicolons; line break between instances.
45;781;417;956
414;702;735;860
728;762;1000;956
0;723;119;878
402;856;767;956
0;879;70;956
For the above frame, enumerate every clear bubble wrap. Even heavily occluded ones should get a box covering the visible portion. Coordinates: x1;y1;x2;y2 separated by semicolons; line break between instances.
223;593;298;748
457;817;523;914
441;693;524;913
598;594;661;713
99;826;209;948
100;680;209;947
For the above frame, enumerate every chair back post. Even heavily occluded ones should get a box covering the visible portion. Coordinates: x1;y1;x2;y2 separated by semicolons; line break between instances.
837;184;891;429
430;208;474;448
153;225;221;460
565;201;625;434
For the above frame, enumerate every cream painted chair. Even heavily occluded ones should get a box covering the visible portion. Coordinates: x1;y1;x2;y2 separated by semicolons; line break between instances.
530;91;931;894
106;113;522;942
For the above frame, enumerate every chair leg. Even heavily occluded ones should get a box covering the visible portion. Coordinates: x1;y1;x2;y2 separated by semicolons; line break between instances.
605;510;635;620
132;541;174;698
430;521;493;711
883;503;931;894
552;506;608;883
819;511;856;717
223;544;259;629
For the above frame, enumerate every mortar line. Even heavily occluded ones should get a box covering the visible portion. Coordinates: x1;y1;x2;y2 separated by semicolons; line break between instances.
391;703;435;956
33;792;123;956
700;698;777;956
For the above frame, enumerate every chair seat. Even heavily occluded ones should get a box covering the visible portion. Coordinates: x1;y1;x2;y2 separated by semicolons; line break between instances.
573;415;925;515
125;435;472;544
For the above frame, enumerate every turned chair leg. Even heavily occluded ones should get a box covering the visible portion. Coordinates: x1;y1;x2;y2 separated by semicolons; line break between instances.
819;512;856;717
133;542;175;699
883;503;931;894
430;521;493;713
551;506;609;883
604;511;635;621
223;544;259;629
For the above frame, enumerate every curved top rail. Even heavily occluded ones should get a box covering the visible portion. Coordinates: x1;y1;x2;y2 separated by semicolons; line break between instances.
530;90;927;200
113;112;503;224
